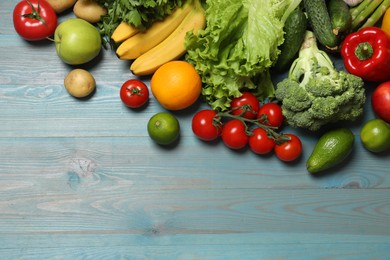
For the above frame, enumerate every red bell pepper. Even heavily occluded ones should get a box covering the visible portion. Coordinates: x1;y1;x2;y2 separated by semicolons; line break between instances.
341;27;390;82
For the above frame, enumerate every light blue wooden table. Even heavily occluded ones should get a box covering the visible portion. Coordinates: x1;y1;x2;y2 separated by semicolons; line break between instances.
1;1;389;259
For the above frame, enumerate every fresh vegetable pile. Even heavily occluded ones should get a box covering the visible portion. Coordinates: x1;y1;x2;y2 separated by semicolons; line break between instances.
184;0;302;111
11;0;390;175
275;30;366;131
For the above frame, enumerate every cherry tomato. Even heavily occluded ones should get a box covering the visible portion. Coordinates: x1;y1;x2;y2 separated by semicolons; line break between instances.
13;0;57;41
192;109;222;141
120;79;149;108
221;119;249;149
257;102;284;128
230;92;260;119
274;134;302;162
248;127;275;155
372;81;390;123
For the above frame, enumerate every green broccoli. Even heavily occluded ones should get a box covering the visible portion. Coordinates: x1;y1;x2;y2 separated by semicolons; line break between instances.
275;30;366;131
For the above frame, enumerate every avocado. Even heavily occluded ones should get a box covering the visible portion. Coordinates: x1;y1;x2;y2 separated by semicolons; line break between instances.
307;127;354;174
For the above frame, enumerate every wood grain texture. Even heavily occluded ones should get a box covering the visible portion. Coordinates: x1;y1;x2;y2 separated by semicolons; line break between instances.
1;1;390;259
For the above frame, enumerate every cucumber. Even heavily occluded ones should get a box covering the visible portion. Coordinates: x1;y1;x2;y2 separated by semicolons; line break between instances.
328;0;352;36
274;8;307;71
304;0;338;50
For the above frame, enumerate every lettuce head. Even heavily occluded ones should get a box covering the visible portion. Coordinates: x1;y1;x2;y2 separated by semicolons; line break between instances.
185;0;302;110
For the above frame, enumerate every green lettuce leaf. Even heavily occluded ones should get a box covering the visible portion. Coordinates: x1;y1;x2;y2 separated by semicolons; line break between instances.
185;0;301;111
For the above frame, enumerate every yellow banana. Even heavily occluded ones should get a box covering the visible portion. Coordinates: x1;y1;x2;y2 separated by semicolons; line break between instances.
130;8;206;76
111;21;139;43
115;2;194;60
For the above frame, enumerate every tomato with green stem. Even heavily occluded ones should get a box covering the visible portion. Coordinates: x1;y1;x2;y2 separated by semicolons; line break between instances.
13;0;57;41
192;109;222;141
120;79;149;108
257;102;284;128
249;127;275;155
230;92;260;119
274;134;302;162
221;119;249;149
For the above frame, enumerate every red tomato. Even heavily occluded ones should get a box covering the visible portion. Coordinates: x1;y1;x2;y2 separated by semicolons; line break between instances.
13;0;57;41
120;79;149;108
230;92;260;119
248;127;275;155
274;134;302;162
257;102;284;128
372;81;390;123
192;109;222;141
221;119;249;149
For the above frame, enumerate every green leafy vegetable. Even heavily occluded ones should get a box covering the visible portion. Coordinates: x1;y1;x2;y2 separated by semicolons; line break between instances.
184;0;302;111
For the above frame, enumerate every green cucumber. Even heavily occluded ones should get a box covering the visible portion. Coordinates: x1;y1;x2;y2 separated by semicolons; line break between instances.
304;0;338;50
328;0;352;36
274;8;307;71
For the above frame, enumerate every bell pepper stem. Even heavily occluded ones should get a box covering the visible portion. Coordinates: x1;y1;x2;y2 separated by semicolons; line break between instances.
354;42;374;60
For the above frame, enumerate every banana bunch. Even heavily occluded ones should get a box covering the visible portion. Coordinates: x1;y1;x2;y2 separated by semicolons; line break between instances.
112;0;206;76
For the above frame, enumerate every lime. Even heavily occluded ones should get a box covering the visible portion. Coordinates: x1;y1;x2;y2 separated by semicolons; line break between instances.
360;118;390;153
147;112;180;145
306;128;354;174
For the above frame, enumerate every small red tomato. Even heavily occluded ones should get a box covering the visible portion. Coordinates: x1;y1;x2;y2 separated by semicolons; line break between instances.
248;127;275;155
120;79;149;108
230;92;260;119
221;119;249;150
274;134;302;162
372;81;390;123
192;109;222;141
13;0;57;41
257;103;284;128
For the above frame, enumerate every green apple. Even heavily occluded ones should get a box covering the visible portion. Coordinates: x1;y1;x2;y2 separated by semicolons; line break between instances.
54;18;101;65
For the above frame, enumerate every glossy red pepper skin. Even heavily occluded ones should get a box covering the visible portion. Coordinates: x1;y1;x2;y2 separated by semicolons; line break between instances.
341;27;390;82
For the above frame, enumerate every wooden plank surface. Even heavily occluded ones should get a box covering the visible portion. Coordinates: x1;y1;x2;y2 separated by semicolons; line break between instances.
1;1;389;259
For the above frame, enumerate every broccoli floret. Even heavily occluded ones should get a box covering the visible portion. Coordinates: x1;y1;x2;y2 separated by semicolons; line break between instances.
275;31;366;131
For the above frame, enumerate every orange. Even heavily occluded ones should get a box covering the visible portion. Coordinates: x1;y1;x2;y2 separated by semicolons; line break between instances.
150;61;202;110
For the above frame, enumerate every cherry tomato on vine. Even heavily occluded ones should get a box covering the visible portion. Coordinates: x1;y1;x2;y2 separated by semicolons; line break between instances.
248;127;275;155
257;102;284;128
230;92;260;119
192;109;222;141
221;119;249;150
274;134;302;162
120;79;149;108
13;0;57;41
